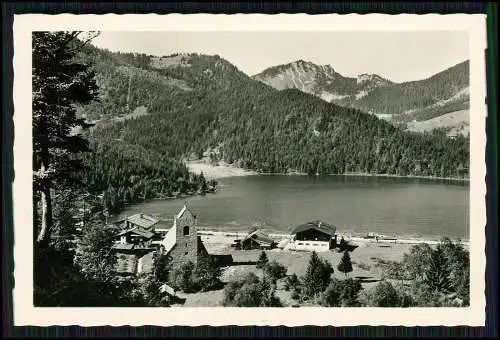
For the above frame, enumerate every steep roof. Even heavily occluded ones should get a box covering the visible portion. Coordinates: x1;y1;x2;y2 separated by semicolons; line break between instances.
290;220;337;237
117;226;155;239
161;223;177;254
114;213;159;230
176;204;196;220
112;243;135;250
202;241;232;255
242;229;275;246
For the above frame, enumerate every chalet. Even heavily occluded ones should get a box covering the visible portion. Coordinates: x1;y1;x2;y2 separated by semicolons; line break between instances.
285;220;338;252
114;213;159;231
111;214;159;276
238;228;276;250
115;226;155;249
160;204;233;267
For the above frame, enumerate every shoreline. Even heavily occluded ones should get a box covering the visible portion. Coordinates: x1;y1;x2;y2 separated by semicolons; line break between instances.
186;160;470;182
197;229;469;247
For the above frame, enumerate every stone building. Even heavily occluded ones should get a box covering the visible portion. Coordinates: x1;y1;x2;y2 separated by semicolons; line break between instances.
160;204;208;267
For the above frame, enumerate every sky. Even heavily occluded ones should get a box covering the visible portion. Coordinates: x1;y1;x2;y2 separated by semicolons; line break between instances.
91;31;469;83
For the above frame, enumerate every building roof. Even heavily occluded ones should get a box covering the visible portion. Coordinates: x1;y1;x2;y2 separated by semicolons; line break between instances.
114;213;159;230
117;226;155;239
242;229;275;246
112;243;135;250
202;241;232;255
161;223;177;254
290;220;337;237
176;204;196;221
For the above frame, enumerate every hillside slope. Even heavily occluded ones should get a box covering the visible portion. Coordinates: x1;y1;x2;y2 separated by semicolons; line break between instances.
78;45;469;181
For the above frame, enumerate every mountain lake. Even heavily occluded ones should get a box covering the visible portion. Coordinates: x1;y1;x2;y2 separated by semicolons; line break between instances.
117;175;470;242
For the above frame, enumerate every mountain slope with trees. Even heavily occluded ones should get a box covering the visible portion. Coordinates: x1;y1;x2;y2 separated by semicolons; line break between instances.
253;60;470;134
78;46;469;179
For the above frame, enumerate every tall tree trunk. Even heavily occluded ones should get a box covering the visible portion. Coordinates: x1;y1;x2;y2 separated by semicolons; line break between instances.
33;192;40;242
36;161;53;246
37;186;53;246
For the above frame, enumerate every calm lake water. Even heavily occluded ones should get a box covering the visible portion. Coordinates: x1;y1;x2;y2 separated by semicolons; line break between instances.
118;175;470;241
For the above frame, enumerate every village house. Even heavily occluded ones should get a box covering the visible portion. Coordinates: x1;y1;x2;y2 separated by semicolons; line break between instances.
111;213;162;276
283;220;339;252
237;228;276;250
114;213;159;231
111;206;233;276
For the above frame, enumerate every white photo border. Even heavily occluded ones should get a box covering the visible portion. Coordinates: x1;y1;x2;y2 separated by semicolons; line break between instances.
13;13;487;326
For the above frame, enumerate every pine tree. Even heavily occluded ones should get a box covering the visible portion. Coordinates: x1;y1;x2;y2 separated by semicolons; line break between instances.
456;268;470;306
425;245;452;294
256;251;269;269
302;251;334;300
337;250;353;278
73;217;118;282
33;31;99;246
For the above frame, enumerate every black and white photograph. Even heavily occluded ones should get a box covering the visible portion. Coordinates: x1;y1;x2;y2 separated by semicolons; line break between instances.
13;13;487;326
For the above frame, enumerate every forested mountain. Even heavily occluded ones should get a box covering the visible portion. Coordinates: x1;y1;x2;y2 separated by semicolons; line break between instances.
76;45;469;185
253;60;470;136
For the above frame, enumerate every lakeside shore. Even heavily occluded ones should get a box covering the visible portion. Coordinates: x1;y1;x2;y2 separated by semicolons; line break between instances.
197;229;469;248
186;160;470;182
186;160;258;180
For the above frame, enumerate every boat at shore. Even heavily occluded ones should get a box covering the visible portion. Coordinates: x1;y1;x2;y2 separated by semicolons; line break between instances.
363;232;397;241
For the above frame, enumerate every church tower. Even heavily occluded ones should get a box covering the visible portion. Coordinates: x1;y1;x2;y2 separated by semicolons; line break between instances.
169;203;205;266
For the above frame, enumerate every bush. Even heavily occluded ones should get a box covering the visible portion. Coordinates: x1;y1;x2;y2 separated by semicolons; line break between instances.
153;252;172;283
137;273;171;307
357;262;371;271
193;256;222;292
223;272;282;307
284;273;301;292
263;260;288;283
168;261;197;293
302;251;334;300
322;278;363;307
168;258;222;293
321;279;343;307
371;281;400;307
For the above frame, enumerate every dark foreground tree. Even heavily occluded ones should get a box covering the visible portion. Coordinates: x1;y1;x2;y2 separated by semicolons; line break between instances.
425;244;452;294
337;250;353;278
193;256;223;291
256;251;269;269
263;260;288;283
371;280;400;307
33;31;99;247
302;251;334;300
73;218;118;282
322;278;363;307
223;272;282;307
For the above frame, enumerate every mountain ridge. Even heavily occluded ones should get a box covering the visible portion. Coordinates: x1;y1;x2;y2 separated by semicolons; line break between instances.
76;45;469;184
253;59;470;135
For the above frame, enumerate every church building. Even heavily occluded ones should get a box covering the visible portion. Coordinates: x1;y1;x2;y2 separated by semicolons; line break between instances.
159;204;208;266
